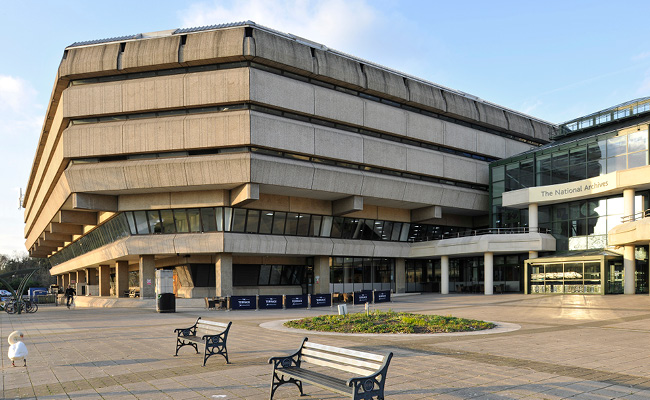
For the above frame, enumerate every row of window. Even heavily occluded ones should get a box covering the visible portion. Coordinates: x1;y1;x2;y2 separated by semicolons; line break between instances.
125;207;471;242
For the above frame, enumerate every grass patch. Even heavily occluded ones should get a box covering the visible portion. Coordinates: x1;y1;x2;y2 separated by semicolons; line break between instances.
285;310;495;334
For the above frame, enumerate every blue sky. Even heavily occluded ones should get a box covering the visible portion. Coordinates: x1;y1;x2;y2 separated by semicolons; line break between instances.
2;0;650;254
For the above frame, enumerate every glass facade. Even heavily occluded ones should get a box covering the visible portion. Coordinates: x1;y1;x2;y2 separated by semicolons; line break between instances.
330;257;394;293
491;123;650;251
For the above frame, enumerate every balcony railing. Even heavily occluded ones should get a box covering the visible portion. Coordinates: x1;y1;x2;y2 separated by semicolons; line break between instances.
438;227;552;240
620;209;650;223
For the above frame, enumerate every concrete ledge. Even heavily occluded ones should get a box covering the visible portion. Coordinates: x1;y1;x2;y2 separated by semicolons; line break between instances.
72;296;206;308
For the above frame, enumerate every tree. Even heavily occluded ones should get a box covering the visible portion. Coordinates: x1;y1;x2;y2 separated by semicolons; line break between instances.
0;253;54;290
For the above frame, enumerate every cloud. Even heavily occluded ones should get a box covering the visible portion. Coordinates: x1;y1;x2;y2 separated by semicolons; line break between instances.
179;0;379;53
632;51;650;61
0;75;44;138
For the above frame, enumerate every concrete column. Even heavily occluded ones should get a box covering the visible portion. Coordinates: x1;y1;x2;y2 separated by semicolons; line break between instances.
624;188;635;220
624;245;636;295
98;265;111;297
484;252;494;295
76;270;86;285
139;255;156;298
395;258;406;294
215;253;233;297
57;275;63;287
529;251;538;259
116;261;129;298
441;256;449;294
86;268;98;285
68;272;75;286
62;274;69;289
529;203;538;232
313;256;330;294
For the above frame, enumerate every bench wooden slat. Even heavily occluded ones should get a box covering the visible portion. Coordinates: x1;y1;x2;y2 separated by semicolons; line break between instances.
301;355;376;376
197;320;229;329
301;348;382;371
303;341;385;362
281;368;350;395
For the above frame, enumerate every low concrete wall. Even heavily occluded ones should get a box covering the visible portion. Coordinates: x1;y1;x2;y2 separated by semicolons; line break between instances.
73;296;205;309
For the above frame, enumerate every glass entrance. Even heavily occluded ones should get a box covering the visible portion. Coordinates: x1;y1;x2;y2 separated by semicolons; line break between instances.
606;260;624;294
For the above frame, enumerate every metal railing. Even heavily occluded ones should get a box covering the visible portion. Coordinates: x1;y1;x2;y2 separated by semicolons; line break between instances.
620;209;650;223
439;227;552;240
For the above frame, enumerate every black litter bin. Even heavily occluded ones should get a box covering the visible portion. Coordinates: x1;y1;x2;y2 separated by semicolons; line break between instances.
156;293;175;313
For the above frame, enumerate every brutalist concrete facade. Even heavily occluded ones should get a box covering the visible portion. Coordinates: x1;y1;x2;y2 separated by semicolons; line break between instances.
24;22;556;299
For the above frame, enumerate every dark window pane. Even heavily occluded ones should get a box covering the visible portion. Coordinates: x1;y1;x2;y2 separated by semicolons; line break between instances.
174;209;190;233
391;223;402;241
269;265;282;285
148;210;162;233
245;209;260;233
200;208;217;232
272;212;287;235
536;155;552;186
296;214;310;236
492;165;504;181
223;207;232;231
569;146;587;165
187;209;201;233
586;160;605;178
134;211;149;234
126;212;138;235
607;155;626;173
569;163;587;181
258;265;271;285
330;217;344;238
160;210;175;233
259;211;274;234
231;208;247;232
285;213;300;235
382;221;393;241
309;215;322;237
587;142;605;161
233;264;259;286
520;159;534;187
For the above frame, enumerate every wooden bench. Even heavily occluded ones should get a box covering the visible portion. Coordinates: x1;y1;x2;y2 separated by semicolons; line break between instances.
268;338;392;400
174;317;232;366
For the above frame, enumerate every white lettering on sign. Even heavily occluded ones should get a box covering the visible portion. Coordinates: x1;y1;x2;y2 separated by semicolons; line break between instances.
528;173;615;204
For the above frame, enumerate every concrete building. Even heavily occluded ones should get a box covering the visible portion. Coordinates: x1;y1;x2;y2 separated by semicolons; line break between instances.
24;22;555;299
493;97;650;295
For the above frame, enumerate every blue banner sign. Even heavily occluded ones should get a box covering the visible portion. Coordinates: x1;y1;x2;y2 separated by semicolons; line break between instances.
374;290;391;303
354;290;373;304
285;294;308;308
230;295;256;310
311;293;331;307
258;295;283;309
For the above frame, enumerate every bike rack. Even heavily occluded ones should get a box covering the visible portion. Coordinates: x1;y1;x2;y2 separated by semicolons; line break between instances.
0;268;38;315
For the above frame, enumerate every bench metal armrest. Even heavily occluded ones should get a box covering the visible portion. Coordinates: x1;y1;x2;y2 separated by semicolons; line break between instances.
268;337;308;369
175;318;200;337
346;352;393;391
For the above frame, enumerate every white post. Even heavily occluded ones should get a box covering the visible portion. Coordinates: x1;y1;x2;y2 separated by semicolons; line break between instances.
529;203;538;232
441;256;449;295
484;252;494;295
624;245;636;295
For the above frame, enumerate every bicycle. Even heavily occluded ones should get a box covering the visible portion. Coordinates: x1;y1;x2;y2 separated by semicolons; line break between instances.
5;299;38;314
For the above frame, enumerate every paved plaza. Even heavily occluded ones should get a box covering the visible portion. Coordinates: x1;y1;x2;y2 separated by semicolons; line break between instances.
2;293;650;399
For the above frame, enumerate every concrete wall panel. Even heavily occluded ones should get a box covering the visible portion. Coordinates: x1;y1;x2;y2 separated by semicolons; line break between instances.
331;239;376;257
59;43;120;77
121;36;180;71
314;86;364;126
65;162;129;193
251;155;314;189
360;174;406;200
406;112;444;144
507;113;535;137
443;92;480;121
476;102;509;130
123;117;185;153
174;233;224;254
402;182;444;205
183;28;245;64
284;237;334;255
476;131;506;159
250;113;315;154
530;119;553;142
362;137;406;170
444;121;477;152
443;155;479;183
371;241;411;258
363;101;406;135
224;233;288;254
311;165;364;194
313;127;363;163
184;155;250;187
63;122;124;158
63;83;123;118
184;68;250;106
122;74;185;111
406;147;444;176
363;65;408;101
250;69;314;114
123;160;189;189
441;188;477;210
184;110;250;149
251;29;314;73
476;163;489;184
505;140;534;158
406;79;446;112
313;49;365;88
288;197;331;214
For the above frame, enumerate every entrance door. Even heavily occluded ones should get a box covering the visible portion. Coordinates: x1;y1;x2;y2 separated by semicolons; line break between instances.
606;260;624;294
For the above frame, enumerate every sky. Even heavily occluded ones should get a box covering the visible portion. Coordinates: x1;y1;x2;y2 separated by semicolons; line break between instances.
2;0;650;255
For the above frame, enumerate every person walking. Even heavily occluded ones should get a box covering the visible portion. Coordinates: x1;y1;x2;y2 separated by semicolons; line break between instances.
64;285;76;308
